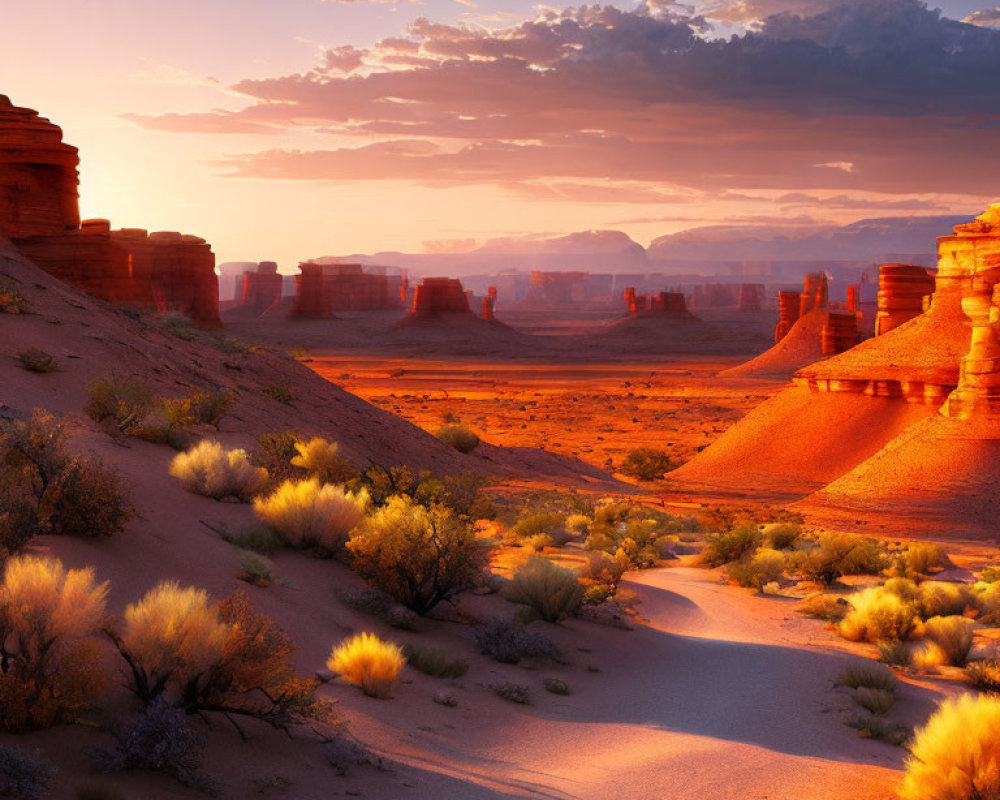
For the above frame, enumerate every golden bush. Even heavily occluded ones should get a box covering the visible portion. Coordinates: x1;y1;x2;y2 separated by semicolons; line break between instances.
327;632;405;699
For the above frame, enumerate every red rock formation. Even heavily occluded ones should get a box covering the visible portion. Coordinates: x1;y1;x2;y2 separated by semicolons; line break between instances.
799;272;828;317
738;283;763;311
821;311;859;355
874;263;935;336
0;95;79;237
239;261;283;314
0;96;220;327
846;285;860;313
291;262;399;318
411;277;472;317
774;290;801;344
481;296;495;320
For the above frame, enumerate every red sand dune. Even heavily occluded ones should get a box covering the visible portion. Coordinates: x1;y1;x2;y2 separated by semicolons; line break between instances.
721;307;831;379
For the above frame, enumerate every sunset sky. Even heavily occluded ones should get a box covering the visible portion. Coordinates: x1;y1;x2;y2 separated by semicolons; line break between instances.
3;0;999;267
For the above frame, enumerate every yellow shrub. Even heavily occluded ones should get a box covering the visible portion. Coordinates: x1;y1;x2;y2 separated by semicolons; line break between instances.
0;555;109;730
902;693;1000;800
169;440;267;501
919;582;975;618
290;438;357;484
923;615;976;667
118;582;229;700
254;478;369;552
838;585;920;643
327;632;405;699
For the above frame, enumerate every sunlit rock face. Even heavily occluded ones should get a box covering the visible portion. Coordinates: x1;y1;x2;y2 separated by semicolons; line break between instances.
236;261;283;314
875;264;935;336
0;95;221;328
410;277;472;317
623;287;688;315
774;290;801;344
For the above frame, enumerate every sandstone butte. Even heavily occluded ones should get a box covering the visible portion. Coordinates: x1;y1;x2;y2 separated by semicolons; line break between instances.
623;287;690;315
0;94;220;327
670;205;1000;537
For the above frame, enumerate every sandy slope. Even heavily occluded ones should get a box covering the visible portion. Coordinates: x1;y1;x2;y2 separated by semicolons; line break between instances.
721;308;831;380
663;385;937;501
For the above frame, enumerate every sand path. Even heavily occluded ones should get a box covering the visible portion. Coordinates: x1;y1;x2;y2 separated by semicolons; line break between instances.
349;565;932;800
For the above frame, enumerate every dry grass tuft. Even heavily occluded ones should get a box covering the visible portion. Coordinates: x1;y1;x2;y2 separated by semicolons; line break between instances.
254;478;369;552
327;633;405;699
169;440;267;502
838;586;920;643
922;615;976;667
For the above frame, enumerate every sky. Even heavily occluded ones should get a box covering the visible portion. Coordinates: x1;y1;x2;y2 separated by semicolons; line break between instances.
2;0;999;268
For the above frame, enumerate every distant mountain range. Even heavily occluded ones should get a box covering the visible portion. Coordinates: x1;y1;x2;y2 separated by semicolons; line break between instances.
331;214;972;277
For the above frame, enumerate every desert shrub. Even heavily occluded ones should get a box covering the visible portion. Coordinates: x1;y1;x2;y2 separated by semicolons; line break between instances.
503;557;584;623
0;745;56;799
701;524;761;567
0;283;26;314
254;478;369;553
919;581;975;619
923;615;976;667
0;555;108;731
879;639;914;668
763;522;801;550
838;586;920;643
327;632;405;699
84;375;157;434
110;582;229;703
347;495;487;614
544;677;570;695
854;686;895;715
901;543;954;578
726;548;785;590
223;525;282;556
237;550;273;587
249;431;302;489
435;424;479;454
848;715;910;746
795;532;888;585
45;458;132;537
901;693;1000;800
836;662;897;692
798;593;848;622
290;438;358;485
413;471;495;521
160;312;198;341
581;549;630;590
163;392;235;430
491;682;530;705
0;410;133;540
967;659;1000;692
360;463;416;506
618;448;676;482
400;643;468;678
338;587;418;630
511;512;565;540
914;642;949;673
473;617;561;664
263;383;294;404
565;514;591;536
16;349;55;373
169;440;267;502
194;591;332;728
91;696;214;794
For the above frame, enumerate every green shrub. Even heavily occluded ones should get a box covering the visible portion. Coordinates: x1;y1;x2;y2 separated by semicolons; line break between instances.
491;682;530;705
503;557;584;623
511;512;565;540
435;424;479;454
163;391;235;429
726;548;785;590
16;349;55;373
923;615;976;667
237;550;273;587
400;643;468;678
347;496;487;614
701;524;762;567
618;448;677;482
160;312;198;341
413;471;495;521
263;384;294;404
84;375;158;434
